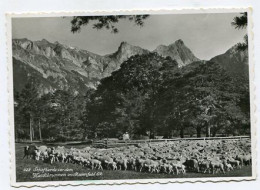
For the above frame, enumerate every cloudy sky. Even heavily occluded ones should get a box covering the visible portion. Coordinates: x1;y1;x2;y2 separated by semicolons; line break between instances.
12;13;247;60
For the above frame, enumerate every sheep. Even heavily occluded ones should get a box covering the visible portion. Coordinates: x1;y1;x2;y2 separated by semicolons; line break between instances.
169;161;186;175
242;154;251;165
128;157;136;170
198;159;211;173
183;159;200;172
23;145;37;159
97;155;113;169
161;163;174;174
36;145;48;153
135;158;147;172
89;159;103;170
236;155;245;166
42;151;49;160
20;138;251;176
34;149;41;161
210;160;225;174
115;158;128;171
107;161;117;170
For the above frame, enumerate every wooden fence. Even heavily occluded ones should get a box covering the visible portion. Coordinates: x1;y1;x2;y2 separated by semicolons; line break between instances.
92;136;251;148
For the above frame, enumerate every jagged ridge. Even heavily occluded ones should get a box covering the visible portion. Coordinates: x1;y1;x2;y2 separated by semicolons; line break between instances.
12;39;152;94
12;38;247;95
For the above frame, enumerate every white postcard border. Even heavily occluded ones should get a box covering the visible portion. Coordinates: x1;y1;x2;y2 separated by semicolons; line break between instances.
6;7;256;187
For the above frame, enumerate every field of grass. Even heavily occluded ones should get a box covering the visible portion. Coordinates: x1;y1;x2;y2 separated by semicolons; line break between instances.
15;143;252;182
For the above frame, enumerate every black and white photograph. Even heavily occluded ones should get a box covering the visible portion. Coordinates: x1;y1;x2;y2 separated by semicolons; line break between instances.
8;9;255;186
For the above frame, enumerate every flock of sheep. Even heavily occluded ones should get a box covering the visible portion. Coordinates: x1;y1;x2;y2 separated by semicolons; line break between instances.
23;139;251;175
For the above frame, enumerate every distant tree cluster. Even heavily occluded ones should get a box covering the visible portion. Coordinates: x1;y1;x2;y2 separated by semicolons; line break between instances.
14;79;90;142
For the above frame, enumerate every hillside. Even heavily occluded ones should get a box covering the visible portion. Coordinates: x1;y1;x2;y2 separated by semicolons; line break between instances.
12;38;204;94
210;44;249;77
12;39;151;94
12;38;249;98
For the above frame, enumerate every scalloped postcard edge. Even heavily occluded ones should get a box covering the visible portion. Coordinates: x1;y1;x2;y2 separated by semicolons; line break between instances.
5;7;256;187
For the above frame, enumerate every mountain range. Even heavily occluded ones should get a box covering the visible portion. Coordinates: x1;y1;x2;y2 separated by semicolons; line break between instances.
12;38;248;95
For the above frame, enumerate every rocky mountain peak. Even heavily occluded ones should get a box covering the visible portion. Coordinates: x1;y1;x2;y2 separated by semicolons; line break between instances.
13;38;33;50
13;38;29;43
54;41;61;45
119;41;130;47
154;39;200;67
40;38;50;43
34;38;53;47
174;39;184;45
117;41;143;53
111;41;149;63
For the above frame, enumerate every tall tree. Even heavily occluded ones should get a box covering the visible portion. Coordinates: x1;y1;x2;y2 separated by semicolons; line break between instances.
15;78;39;141
86;53;173;138
232;12;247;29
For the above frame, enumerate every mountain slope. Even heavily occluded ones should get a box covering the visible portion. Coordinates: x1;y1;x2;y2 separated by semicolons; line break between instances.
210;44;249;77
12;38;107;93
153;39;200;67
12;39;151;94
12;38;209;95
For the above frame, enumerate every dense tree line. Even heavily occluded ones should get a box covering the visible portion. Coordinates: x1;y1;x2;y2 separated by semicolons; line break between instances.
14;52;250;141
81;53;250;139
14;79;90;142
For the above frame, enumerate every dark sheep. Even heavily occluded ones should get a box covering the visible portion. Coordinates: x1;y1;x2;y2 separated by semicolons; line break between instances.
183;159;200;172
23;145;37;159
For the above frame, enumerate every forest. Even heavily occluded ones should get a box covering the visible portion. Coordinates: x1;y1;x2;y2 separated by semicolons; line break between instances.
13;52;250;142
